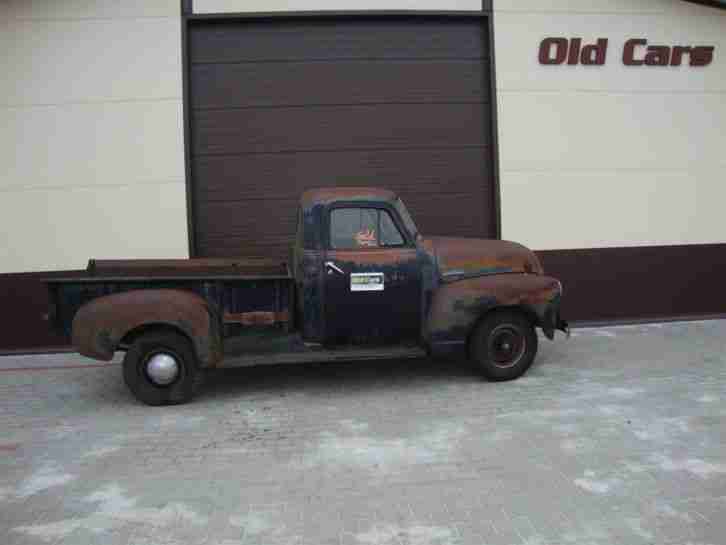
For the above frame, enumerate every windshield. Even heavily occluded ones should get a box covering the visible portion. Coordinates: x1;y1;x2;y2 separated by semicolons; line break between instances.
394;197;419;239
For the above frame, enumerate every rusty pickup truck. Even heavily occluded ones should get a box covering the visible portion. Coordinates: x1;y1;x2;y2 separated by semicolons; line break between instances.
46;188;569;405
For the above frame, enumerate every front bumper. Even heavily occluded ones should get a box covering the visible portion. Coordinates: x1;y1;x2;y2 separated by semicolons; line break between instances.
540;293;569;340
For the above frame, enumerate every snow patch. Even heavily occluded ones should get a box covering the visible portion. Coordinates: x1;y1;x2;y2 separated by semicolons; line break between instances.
625;517;654;540
553;423;579;435
17;463;75;498
13;518;89;542
356;523;456;545
229;509;285;537
574;478;613;494
570;328;617;338
598;405;625;416
47;424;80;440
632;417;690;442
156;414;207;429
13;483;207;541
650;454;726;479
339;419;370;433
497;408;581;420
623;461;650;474
299;423;466;472
86;483;208;527
653;502;695;523
560;438;594;453
574;470;620;495
608;387;645;398
83;445;121;458
85;483;137;513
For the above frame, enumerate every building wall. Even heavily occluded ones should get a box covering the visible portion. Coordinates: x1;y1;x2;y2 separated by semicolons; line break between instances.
192;0;481;13
493;0;726;250
0;0;724;352
0;0;188;274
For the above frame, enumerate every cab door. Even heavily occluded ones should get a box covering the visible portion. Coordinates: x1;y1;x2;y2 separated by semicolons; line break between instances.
323;205;421;345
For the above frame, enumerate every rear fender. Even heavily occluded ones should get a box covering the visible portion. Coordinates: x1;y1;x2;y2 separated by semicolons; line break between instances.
71;289;223;367
425;274;564;351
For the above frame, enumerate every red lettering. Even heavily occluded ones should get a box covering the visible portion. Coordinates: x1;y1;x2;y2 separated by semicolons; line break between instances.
670;46;692;66
623;38;647;66
690;46;715;67
567;38;582;65
539;38;568;65
540;38;714;68
645;46;670;66
581;38;608;65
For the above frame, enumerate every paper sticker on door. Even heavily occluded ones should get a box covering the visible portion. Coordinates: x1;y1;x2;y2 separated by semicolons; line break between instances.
350;272;384;292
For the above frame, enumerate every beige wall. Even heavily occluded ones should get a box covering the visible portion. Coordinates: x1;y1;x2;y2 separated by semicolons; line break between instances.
0;0;188;273
4;0;723;273
494;0;726;250
193;0;481;12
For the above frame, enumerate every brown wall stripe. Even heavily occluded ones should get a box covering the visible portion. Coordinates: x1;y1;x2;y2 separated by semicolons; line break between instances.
538;243;726;323
0;271;81;352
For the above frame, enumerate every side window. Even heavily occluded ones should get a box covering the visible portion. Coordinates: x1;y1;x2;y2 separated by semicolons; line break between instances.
330;208;405;249
379;209;404;247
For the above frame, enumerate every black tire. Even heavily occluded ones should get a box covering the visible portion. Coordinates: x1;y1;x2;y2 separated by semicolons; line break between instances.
469;310;538;381
122;331;201;406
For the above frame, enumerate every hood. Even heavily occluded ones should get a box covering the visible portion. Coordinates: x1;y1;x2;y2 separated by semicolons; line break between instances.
424;237;543;282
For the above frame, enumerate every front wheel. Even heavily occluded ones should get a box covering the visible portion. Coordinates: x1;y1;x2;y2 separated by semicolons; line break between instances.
123;331;201;406
469;310;538;381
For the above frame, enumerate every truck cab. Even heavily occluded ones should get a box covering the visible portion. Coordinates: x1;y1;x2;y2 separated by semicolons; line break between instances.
292;187;425;346
292;187;567;354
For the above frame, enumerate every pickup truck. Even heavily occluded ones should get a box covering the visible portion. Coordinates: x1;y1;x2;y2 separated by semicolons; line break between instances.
47;187;569;406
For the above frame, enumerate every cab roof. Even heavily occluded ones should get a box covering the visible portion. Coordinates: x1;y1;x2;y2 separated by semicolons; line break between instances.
300;187;398;209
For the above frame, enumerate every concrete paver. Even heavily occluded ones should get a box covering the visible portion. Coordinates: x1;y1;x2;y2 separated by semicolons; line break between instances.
0;320;724;544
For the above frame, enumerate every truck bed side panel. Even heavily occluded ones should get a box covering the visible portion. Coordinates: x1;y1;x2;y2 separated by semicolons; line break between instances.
47;277;294;361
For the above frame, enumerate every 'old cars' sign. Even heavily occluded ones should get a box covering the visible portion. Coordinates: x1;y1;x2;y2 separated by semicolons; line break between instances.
539;37;715;67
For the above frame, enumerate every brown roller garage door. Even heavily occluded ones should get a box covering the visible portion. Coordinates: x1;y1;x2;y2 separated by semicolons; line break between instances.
188;16;496;259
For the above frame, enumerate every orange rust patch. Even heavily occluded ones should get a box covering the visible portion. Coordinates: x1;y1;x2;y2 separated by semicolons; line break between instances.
301;187;397;208
327;249;416;266
224;311;290;326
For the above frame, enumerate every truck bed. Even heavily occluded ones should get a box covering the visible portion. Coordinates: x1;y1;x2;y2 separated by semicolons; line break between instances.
45;258;294;339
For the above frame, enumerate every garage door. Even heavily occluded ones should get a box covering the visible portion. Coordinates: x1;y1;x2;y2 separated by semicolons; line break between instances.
188;16;495;259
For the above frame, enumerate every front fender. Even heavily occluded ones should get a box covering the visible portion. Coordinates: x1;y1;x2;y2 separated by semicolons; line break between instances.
71;289;223;367
425;274;566;352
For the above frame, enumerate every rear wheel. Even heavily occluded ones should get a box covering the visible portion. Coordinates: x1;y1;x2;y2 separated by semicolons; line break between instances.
469;310;538;381
123;331;200;406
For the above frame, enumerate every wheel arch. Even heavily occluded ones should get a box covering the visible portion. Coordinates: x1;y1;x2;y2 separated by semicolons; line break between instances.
71;289;223;367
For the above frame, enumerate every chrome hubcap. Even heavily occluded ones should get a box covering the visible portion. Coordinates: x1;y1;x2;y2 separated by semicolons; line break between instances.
145;353;179;386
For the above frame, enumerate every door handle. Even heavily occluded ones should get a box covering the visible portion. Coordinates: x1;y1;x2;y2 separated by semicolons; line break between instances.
325;261;344;275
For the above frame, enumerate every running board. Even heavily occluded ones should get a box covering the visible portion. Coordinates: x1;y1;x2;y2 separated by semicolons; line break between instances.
219;345;427;369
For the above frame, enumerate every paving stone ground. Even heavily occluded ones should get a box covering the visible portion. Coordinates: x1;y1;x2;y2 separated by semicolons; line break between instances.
0;320;724;545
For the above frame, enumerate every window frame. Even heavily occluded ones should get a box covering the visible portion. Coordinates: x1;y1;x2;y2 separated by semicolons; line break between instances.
325;202;415;251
